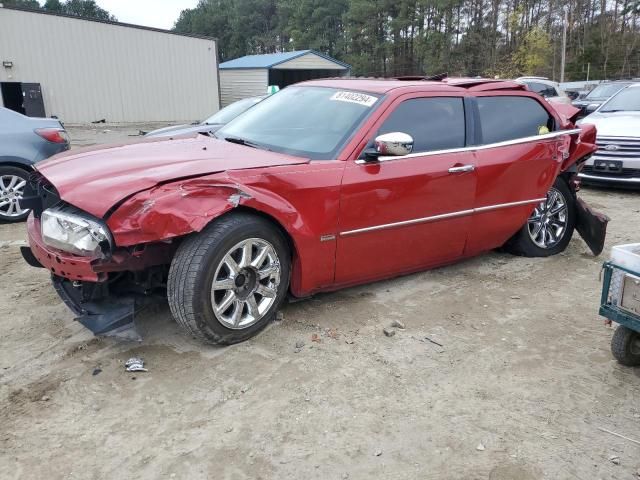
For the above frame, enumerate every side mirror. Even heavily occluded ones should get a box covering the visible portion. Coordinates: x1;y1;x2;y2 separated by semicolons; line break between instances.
365;132;414;160
586;103;599;113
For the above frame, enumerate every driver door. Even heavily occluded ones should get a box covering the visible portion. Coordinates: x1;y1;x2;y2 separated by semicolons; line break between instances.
334;94;477;285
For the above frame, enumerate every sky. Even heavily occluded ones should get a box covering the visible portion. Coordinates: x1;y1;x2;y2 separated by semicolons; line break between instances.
41;0;201;30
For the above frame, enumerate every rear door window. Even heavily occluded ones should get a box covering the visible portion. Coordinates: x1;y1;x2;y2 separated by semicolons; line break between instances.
476;96;554;144
377;97;465;153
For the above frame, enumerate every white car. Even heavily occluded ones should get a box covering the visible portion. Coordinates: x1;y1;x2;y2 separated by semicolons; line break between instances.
516;77;573;105
578;83;640;186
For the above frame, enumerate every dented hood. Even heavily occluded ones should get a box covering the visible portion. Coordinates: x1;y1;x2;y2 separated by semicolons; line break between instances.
36;135;309;218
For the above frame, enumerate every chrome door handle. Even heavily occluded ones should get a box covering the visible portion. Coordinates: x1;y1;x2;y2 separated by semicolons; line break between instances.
448;164;475;173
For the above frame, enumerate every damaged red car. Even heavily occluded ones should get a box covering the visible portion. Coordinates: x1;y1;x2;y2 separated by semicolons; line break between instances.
20;78;607;345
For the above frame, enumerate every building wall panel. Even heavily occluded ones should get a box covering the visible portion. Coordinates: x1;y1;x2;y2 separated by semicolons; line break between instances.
220;69;267;106
273;53;347;70
0;8;220;122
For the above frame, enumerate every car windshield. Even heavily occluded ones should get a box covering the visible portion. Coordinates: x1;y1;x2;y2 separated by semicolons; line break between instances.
600;86;640;112
586;83;628;100
216;86;381;159
203;97;263;125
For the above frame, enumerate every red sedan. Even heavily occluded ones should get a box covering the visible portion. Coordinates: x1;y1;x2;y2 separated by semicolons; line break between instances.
20;78;607;344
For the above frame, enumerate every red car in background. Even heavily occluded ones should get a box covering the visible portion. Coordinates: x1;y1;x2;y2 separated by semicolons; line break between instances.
20;78;606;344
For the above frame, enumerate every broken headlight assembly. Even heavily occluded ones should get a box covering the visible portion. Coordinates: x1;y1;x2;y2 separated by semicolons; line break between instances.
41;206;113;258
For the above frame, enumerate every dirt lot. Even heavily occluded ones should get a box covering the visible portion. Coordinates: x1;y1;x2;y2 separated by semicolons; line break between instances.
1;125;640;479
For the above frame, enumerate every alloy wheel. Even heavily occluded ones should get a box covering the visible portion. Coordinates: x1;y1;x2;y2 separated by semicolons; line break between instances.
210;238;281;329
527;187;568;249
0;175;28;218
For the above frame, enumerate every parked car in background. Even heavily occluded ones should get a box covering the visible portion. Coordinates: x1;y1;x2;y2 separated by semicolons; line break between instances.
572;81;633;118
578;83;640;187
0;107;69;222
144;96;265;138
565;90;581;101
517;77;572;104
20;78;605;345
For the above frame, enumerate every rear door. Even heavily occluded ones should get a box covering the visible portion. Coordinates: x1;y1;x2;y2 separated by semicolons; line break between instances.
335;94;477;285
465;94;565;255
21;83;46;118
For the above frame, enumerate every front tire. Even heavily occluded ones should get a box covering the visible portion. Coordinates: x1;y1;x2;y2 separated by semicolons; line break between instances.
0;166;30;222
503;177;576;257
168;212;290;345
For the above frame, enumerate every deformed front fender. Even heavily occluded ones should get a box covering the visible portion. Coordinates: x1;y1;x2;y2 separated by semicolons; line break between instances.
106;166;343;298
106;179;241;246
106;173;309;248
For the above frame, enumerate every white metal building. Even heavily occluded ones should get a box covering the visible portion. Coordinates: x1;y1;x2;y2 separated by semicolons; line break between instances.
0;5;220;123
219;50;350;106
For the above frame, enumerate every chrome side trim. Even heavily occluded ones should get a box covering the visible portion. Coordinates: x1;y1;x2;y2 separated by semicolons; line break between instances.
579;173;640;183
355;128;582;164
474;197;547;213
339;198;546;237
340;209;474;236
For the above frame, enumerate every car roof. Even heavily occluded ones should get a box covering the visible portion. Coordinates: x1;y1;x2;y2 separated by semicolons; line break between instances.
517;77;558;85
298;77;526;94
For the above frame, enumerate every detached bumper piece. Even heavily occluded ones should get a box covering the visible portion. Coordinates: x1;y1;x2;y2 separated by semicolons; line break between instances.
575;198;609;256
52;276;142;341
20;246;44;269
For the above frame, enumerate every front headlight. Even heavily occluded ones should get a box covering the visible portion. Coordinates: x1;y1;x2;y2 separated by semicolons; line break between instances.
41;206;112;258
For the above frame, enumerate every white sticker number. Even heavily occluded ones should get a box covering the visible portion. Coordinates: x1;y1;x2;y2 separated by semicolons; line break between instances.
330;91;378;107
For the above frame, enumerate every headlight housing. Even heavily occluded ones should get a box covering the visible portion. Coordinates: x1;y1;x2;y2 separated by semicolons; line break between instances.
41;206;112;258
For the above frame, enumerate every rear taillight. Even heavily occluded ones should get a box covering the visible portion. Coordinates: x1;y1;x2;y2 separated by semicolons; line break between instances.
35;128;70;144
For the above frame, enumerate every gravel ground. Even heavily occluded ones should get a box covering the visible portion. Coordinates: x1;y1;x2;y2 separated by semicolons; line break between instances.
1;125;640;479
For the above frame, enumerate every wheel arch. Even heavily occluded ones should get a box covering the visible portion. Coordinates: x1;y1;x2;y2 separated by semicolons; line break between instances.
211;205;305;297
0;159;34;172
108;181;310;297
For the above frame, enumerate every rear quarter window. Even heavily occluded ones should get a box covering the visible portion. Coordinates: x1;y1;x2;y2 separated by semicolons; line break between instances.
476;96;554;144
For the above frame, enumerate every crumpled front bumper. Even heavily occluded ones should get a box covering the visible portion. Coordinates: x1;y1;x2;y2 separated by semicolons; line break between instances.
25;215;105;282
22;215;172;339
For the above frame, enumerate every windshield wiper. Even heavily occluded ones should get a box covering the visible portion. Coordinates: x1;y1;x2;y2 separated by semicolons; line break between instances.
224;136;272;151
224;136;259;148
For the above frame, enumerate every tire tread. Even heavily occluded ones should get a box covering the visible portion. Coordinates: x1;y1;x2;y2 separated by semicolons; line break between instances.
167;212;288;345
0;165;31;222
503;177;576;257
611;326;640;366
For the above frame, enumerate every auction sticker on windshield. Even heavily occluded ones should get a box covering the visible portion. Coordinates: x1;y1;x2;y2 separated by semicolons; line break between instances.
330;91;378;107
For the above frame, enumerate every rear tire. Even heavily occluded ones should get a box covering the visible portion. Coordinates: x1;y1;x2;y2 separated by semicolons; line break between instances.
611;326;640;366
503;177;576;257
168;212;290;345
0;166;30;222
